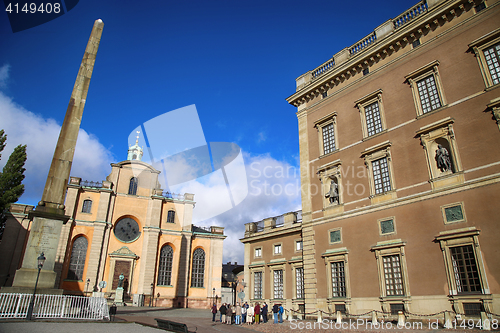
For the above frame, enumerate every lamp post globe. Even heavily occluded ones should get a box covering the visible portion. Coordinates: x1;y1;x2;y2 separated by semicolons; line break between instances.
27;252;46;320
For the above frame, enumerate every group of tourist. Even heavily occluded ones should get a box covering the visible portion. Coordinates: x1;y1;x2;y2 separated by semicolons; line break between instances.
212;302;284;324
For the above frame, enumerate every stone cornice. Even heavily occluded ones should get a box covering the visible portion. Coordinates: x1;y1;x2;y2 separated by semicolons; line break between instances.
286;0;482;107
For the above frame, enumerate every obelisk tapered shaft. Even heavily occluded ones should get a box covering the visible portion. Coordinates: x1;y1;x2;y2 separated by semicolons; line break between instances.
40;19;104;211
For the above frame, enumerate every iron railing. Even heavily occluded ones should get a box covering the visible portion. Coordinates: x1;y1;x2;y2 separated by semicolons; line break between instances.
0;294;109;320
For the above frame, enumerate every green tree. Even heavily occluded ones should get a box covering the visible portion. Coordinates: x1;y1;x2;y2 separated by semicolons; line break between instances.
0;129;27;239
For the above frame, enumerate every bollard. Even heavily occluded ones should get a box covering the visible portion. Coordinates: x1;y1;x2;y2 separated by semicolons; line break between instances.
371;311;378;324
317;311;322;323
336;310;342;324
444;311;453;329
398;311;405;327
481;312;491;331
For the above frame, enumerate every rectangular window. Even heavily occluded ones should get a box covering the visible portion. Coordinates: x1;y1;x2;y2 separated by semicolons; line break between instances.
372;157;392;194
484;42;500;85
322;123;336;154
274;244;282;255
335;304;346;314
273;270;284;299
254;271;262;299
331;261;346;297
296;240;303;251
255;248;262;258
365;101;383;137
390;303;404;315
416;75;442;114
450;245;482;293
296;267;304;299
383;255;404;296
463;303;482;316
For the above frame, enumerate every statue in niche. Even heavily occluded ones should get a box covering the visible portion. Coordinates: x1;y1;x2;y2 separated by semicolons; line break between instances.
325;178;339;204
435;144;452;172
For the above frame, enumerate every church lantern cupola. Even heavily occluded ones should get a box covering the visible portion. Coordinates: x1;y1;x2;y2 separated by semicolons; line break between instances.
127;131;144;161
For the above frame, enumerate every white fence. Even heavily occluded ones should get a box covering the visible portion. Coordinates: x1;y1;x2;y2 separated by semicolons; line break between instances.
0;293;109;320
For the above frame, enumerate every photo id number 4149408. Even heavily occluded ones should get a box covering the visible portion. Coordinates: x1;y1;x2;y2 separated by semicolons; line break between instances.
449;318;498;330
5;3;61;14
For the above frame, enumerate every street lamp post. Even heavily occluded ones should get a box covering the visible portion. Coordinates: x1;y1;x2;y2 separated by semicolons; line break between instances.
26;252;46;320
212;288;215;305
149;283;154;307
85;278;90;296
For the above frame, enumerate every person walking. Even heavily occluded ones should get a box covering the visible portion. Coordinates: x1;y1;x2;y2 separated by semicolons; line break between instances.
235;302;242;325
254;302;260;324
246;304;254;325
262;302;268;323
211;303;217;322
219;303;227;324
226;304;232;324
241;302;247;323
272;303;279;324
278;304;284;323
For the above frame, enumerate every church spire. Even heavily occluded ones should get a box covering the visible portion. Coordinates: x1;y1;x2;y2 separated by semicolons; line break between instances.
127;130;143;161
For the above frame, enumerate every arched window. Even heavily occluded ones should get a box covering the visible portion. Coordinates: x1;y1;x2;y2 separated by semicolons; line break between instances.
191;248;205;288
67;236;88;281
157;245;173;286
82;199;92;213
167;210;175;223
128;177;138;195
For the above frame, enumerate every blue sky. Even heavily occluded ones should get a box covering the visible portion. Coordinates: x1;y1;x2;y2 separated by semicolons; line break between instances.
0;0;419;263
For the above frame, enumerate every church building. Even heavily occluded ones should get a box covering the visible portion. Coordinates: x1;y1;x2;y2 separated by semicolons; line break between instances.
0;138;225;308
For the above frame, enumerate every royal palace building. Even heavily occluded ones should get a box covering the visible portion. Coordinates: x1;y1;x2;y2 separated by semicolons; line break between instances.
0;140;225;308
242;0;500;319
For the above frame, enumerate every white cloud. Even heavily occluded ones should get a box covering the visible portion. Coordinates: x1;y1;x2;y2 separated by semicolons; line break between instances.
0;90;114;205
172;152;302;263
0;64;9;88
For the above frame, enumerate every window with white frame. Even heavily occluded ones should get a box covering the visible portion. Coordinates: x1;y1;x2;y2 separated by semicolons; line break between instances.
322;248;350;303
435;228;487;296
273;269;284;299
372;157;392;194
362;141;396;201
296;240;303;251
383;255;404;296
331;261;346;297
355;89;386;139
371;240;410;301
274;244;282;255
255;247;262;258
482;42;500;85
296;267;304;299
469;30;500;88
254;271;263;299
405;61;446;117
314;112;338;156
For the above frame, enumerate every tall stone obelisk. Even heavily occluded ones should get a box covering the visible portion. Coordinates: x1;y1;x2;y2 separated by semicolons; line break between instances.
11;19;104;291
